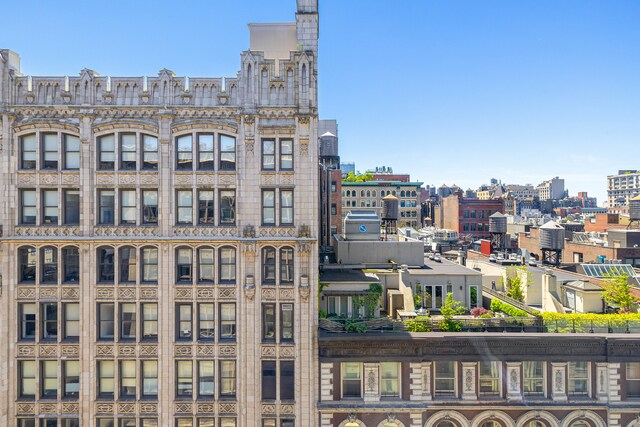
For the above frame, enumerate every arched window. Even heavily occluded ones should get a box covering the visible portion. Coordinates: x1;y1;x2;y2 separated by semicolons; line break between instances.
400;200;405;207
366;190;371;197
360;190;365;197
412;191;417;197
62;246;79;283
40;246;58;284
197;247;215;283
141;246;158;283
437;422;455;427
97;246;115;283
262;247;276;284
176;247;193;284
119;246;136;283
392;191;396;196
18;246;37;283
372;190;377;197
372;201;377;207
219;246;236;284
401;191;406;198
280;247;294;284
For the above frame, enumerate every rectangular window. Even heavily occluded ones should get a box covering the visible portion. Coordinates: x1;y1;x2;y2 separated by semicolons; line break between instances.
262;190;276;225
141;247;158;283
281;303;294;342
479;361;500;395
198;190;215;224
63;303;80;339
331;204;337;215
143;190;158;224
41;246;57;284
21;189;37;224
41;302;58;340
142;360;158;397
21;134;37;169
177;304;193;340
219;135;236;171
198;248;214;283
280;139;293;170
280;361;295;400
142;135;158;170
120;303;137;340
97;419;114;427
176;248;193;284
120;133;136;170
342;362;362;398
120;360;136;398
380;362;400;397
64;135;80;170
280;248;294;285
198;420;215;427
177;135;193;170
98;360;115;397
523;361;545;396
142;304;158;340
20;360;36;398
262;360;277;400
98;190;115;225
64;249;79;282
435;361;456;395
177;190;193;225
568;361;589;396
220;360;236;397
42;189;59;224
469;285;479;309
64;190;80;225
199;360;215;397
262;304;276;341
42;133;58;169
63;360;80;397
627;362;640;398
220;303;236;339
120;190;136;225
20;303;37;340
19;247;36;282
220;419;236;427
98;303;115;340
198;303;215;340
41;360;58;398
176;360;193;397
262;139;276;170
98;247;115;283
198;134;214;170
119;246;136;283
280;190;293;225
98;134;115;170
219;247;236;283
219;190;236;225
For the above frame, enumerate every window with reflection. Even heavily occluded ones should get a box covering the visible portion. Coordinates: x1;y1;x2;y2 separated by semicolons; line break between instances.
198;303;215;340
42;133;58;169
97;247;115;283
40;247;58;284
262;247;276;284
219;247;236;283
198;190;215;224
280;247;294;284
120;133;136;170
141;247;158;283
119;246;136;283
176;248;193;284
142;304;158;340
262;139;276;170
21;134;37;169
21;189;37;224
199;360;215;397
98;303;115;340
262;304;276;341
176;360;193;397
568;361;589;396
64;134;80;170
435;361;456;395
177;135;193;170
479;361;501;395
63;360;80;397
19;246;37;283
142;135;158;170
177;304;193;340
220;360;236;397
262;190;276;225
98;189;115;224
177;190;193;225
19;360;36;398
280;139;293;170
20;303;36;340
41;303;58;339
281;304;294;342
98;134;115;170
120;190;136;225
64;303;80;339
280;190;293;225
42;190;58;224
120;360;136;397
523;361;545;396
120;303;136;340
219;135;236;171
143;190;158;224
219;190;236;225
143;360;158;397
220;303;236;339
198;248;214;283
41;360;57;398
198;134;214;170
64;190;80;225
627;362;640;398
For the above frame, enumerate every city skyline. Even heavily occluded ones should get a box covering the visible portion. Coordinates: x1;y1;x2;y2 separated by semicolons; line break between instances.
1;0;639;204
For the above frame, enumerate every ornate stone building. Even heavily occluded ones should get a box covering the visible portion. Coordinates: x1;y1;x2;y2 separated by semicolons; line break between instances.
0;1;318;426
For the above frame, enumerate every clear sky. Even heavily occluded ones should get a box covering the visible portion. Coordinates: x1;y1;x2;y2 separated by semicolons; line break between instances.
2;0;639;205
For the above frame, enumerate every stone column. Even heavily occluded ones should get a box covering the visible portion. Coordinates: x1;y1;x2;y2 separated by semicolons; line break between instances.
364;362;380;402
596;362;609;402
506;362;522;401
551;363;567;402
462;362;477;400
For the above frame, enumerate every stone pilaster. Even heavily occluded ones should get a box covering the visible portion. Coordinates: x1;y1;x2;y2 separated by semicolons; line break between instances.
608;363;622;403
551;363;567;402
410;412;423;427
409;362;430;401
462;362;477;400
596;362;609;402
320;412;333;427
364;362;380;402
320;363;333;401
506;362;522;401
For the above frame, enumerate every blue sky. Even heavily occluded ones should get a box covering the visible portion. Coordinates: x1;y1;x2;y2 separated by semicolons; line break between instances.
2;0;639;205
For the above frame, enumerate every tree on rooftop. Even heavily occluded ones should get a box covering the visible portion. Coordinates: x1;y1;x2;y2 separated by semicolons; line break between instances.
344;171;373;183
602;273;639;313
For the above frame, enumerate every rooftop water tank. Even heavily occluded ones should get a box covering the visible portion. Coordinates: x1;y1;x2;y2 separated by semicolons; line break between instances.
319;132;339;157
539;221;565;250
489;212;507;233
382;194;399;221
343;210;381;241
630;195;640;221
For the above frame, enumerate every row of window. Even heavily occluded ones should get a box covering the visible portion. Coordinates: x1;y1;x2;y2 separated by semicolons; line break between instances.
19;301;295;344
343;199;418;209
462;209;499;219
462;223;490;233
16;417;292;427
18;360;79;399
20;189;79;225
19;132;239;172
342;190;418;198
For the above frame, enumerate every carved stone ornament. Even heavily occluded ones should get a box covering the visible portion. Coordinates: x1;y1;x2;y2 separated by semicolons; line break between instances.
299;275;311;302
298;224;311;237
555;370;563;392
510;369;518;391
243;224;256;238
465;369;473;392
244;277;256;301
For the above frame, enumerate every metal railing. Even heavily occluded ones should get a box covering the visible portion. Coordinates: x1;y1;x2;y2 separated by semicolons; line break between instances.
482;287;537;315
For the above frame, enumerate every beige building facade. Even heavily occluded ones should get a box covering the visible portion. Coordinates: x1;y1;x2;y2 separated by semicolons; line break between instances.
0;1;318;426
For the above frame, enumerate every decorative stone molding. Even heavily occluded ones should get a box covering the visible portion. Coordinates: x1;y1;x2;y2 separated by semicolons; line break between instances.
551;362;567;402
243;225;256;238
38;403;58;414
470;411;514;427
175;402;193;414
16;345;36;357
462;362;477;400
61;402;79;414
39;287;58;299
506;362;522;401
175;345;193;357
261;346;276;358
173;226;237;237
218;402;237;414
280;404;294;415
596;362;609;402
40;345;58;357
96;287;115;299
17;287;37;299
140;402;158;414
96;345;115;357
196;174;215;185
140;345;158;356
196;345;215;357
279;346;295;358
262;403;276;415
280;287;295;300
95;402;115;414
219;345;237;357
16;403;35;415
298;224;311;237
259;227;297;238
15;226;81;237
262;288;277;300
515;411;560;427
218;287;236;299
119;402;136;414
17;173;36;184
94;226;157;237
175;287;193;299
61;345;79;357
61;287;79;299
196;287;215;299
299;275;310;302
118;287;136;299
244;276;256;300
119;345;136;357
196;403;216;414
364;362;380;401
140;287;158;299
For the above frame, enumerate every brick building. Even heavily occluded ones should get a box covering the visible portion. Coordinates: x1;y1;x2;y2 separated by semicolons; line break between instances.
435;193;504;237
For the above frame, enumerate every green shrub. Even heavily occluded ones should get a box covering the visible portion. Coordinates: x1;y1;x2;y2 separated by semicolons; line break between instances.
404;316;431;332
490;299;528;317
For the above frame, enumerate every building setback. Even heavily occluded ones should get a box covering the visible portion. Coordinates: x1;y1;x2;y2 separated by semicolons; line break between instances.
0;1;318;426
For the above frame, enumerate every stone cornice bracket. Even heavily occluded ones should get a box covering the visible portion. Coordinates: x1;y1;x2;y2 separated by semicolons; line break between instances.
244;276;256;301
299;275;310;302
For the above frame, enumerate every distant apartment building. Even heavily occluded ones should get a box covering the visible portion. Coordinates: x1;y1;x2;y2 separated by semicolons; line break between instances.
319;120;342;245
342;181;423;228
607;170;640;213
537;176;565;200
505;184;538;199
577;191;598;208
435;193;504;237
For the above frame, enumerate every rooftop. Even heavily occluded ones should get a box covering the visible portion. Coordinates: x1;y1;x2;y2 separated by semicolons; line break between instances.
341;181;424;187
